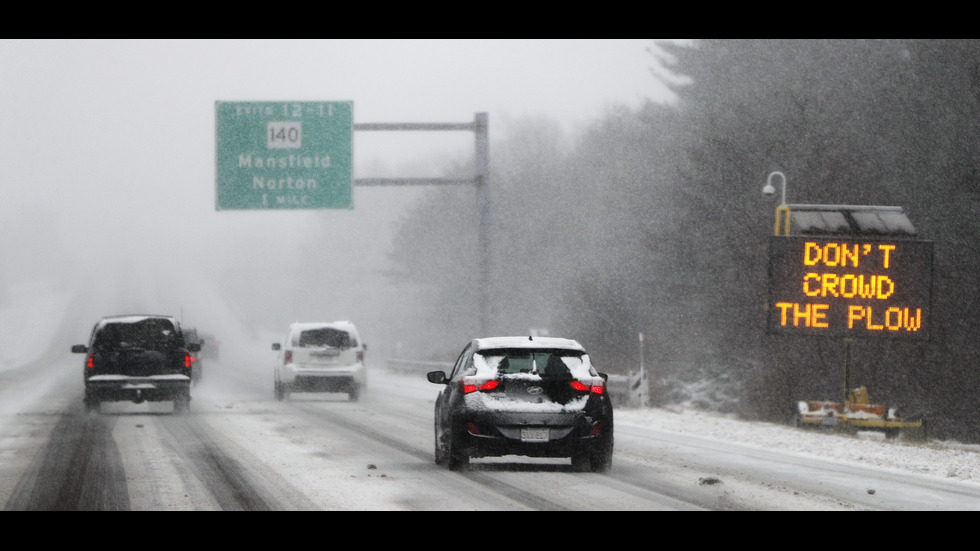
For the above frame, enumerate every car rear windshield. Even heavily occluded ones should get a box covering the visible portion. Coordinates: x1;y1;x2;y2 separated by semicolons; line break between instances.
475;349;592;378
93;318;181;350
297;328;353;348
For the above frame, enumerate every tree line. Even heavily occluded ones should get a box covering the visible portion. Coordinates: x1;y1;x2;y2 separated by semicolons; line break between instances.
384;40;980;442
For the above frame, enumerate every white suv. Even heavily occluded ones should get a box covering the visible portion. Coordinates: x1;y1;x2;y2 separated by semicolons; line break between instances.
272;321;367;401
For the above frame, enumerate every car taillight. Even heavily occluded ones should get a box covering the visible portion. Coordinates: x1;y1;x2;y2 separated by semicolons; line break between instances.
356;350;364;363
462;378;500;394
569;379;604;395
589;421;603;436
86;354;94;369
284;350;292;363
184;353;192;368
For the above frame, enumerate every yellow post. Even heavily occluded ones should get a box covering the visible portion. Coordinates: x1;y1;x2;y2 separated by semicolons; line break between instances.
765;171;789;235
774;205;791;236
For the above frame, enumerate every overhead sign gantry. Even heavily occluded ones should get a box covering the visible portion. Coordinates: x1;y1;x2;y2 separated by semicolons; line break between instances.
215;102;494;335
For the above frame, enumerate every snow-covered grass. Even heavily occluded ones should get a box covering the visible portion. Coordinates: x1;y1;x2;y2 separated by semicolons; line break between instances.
614;405;980;484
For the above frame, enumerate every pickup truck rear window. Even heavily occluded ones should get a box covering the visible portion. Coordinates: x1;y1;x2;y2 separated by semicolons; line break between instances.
94;318;180;350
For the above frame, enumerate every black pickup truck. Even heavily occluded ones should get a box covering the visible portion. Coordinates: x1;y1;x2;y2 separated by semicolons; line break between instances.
71;315;201;414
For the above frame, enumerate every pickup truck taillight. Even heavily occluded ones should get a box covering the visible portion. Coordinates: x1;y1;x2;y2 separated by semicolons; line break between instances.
356;350;364;363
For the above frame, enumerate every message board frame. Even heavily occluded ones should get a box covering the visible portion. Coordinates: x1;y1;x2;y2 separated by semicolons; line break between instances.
767;235;934;340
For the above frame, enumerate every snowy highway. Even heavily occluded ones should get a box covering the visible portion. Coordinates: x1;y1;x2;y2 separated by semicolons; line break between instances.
1;349;704;511
2;274;979;511
2;344;980;510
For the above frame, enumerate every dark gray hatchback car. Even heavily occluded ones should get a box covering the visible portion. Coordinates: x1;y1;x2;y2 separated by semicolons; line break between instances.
427;336;613;472
71;315;200;414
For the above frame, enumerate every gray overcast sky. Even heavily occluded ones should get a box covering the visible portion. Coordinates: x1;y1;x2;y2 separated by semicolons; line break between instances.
0;39;673;303
1;38;674;236
0;39;677;353
1;39;671;175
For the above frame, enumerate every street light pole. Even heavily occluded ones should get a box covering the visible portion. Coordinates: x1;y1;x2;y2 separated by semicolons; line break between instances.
763;171;787;205
762;171;790;236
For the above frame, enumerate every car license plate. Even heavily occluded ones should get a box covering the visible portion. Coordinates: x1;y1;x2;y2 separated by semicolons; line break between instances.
521;427;549;442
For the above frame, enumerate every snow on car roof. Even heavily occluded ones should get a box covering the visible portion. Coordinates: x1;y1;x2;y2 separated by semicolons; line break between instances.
98;314;177;326
289;321;359;333
474;336;585;352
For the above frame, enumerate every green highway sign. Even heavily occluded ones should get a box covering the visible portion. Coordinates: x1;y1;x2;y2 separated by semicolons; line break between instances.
215;101;353;210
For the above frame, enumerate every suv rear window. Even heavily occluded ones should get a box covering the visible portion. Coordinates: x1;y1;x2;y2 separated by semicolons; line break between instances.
93;318;180;350
297;328;354;349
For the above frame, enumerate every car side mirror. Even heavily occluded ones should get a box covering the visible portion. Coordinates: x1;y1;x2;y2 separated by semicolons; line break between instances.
71;344;87;353
187;343;201;353
598;372;609;381
426;370;448;385
272;343;281;351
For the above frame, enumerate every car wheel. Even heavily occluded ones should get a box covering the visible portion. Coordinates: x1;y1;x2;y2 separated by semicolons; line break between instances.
446;424;469;471
588;434;613;473
173;391;191;415
84;394;100;414
571;453;591;472
348;383;361;402
590;447;613;473
274;380;285;401
434;421;446;465
447;449;469;470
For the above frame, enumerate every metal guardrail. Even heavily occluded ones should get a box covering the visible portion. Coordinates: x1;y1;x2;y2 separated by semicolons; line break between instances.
605;374;629;406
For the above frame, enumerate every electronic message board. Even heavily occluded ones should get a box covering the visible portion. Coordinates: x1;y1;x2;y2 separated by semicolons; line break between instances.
767;236;933;339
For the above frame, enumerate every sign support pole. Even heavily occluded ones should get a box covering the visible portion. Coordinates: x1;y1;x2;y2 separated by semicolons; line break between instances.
354;113;491;335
